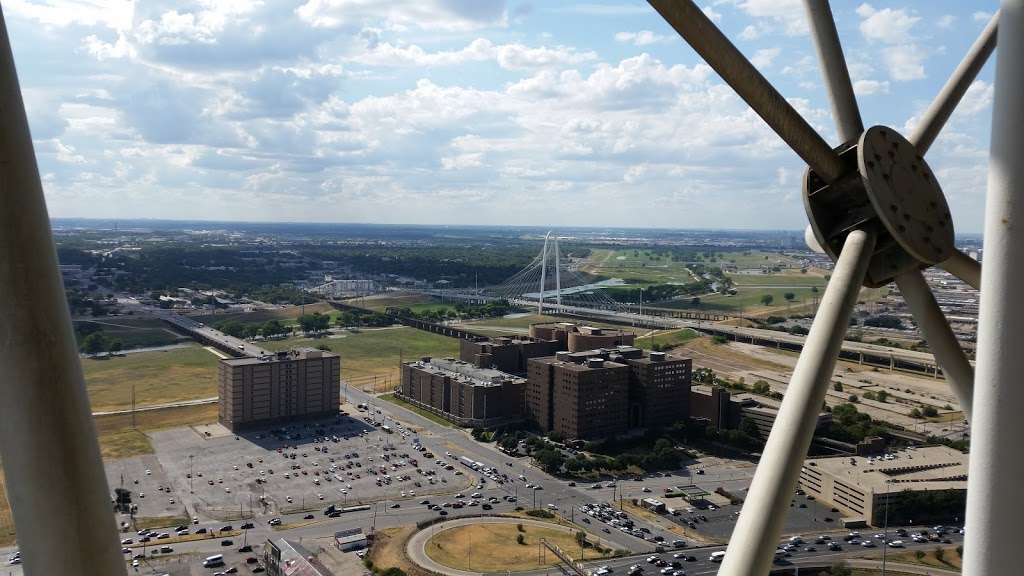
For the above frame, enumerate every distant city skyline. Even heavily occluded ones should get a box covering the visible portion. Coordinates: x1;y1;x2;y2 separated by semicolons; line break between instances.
8;0;999;232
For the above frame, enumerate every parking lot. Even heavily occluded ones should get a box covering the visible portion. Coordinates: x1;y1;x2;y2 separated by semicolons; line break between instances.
137;410;471;521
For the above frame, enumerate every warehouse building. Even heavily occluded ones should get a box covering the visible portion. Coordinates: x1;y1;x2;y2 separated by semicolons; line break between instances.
399;357;525;425
798;445;968;526
218;348;341;431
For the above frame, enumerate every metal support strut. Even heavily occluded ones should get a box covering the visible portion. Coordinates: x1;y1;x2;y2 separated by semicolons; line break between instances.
963;1;1024;573
0;7;128;575
719;230;875;575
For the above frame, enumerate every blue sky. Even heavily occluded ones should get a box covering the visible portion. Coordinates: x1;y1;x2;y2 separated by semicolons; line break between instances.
5;0;1000;231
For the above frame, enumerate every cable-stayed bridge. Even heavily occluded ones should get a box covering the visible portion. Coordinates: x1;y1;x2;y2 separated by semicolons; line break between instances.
400;231;956;378
415;231;654;320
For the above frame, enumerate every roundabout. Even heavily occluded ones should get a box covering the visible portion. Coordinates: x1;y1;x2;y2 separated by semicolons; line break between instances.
405;516;615;576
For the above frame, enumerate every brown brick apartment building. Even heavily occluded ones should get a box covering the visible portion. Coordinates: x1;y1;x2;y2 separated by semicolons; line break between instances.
459;336;559;375
218;348;341;431
526;346;692;436
399;357;525;424
526;354;630;440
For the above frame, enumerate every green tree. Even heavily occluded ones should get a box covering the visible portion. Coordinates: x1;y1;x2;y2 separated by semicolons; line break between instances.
935;547;945;562
915;550;926;561
517;534;526;545
876;390;889;403
575;531;586;546
690;297;700;306
910;408;923;418
848;394;859;403
923;406;939;417
81;332;108;355
108;339;123;354
760;294;774;306
783;292;795;301
833;381;844;392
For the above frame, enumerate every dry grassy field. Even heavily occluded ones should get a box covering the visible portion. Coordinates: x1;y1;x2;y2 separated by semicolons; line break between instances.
83;343;219;412
425;522;611;572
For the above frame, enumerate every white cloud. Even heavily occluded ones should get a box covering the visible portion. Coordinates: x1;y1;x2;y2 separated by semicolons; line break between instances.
884;44;926;81
750;47;781;69
973;11;994;23
4;0;133;30
352;37;597;70
554;4;650;16
441;153;484;170
857;4;920;43
295;0;507;31
956;81;994;116
614;31;670;47
739;25;761;41
937;15;956;29
702;5;723;23
856;4;925;81
853;79;889;95
736;0;807;36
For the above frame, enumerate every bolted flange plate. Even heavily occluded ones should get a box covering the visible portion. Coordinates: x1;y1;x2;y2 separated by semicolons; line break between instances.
857;126;954;265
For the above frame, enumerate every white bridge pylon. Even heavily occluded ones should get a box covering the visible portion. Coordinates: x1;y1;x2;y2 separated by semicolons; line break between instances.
537;231;562;315
487;231;625;316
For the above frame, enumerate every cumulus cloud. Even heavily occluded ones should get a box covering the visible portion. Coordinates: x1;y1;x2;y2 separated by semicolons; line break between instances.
614;30;670;47
295;0;508;31
856;3;920;43
856;3;925;81
3;0;997;230
352;37;597;70
852;79;889;95
750;47;781;68
735;0;807;36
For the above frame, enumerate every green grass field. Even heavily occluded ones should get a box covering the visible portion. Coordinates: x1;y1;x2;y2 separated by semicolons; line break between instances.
580;248;696;284
82;343;220;412
635;328;700;350
703;286;820;309
726;273;827;287
710;249;806;268
261;327;459;383
355;293;440;313
75;317;188;350
191;302;337;327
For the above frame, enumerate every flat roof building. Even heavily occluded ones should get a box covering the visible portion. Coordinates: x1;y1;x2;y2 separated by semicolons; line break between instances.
529;322;636;352
799;445;968;526
399;357;525;425
218;348;341;431
459;335;559;375
553;346;693;430
527;353;630;440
